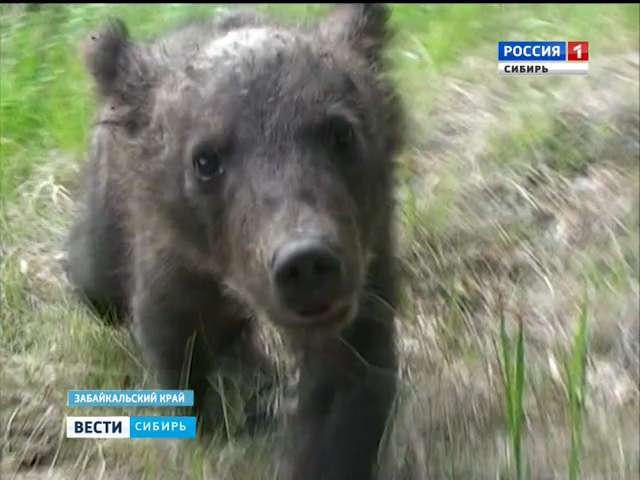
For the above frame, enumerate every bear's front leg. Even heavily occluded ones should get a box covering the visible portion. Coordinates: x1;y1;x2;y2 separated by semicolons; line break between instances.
287;301;398;480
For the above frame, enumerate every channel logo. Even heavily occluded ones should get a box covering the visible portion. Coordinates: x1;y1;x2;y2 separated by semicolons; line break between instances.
66;416;196;439
567;41;589;61
497;41;589;76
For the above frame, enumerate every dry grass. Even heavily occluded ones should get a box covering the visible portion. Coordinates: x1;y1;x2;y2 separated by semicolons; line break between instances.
381;50;639;480
1;4;639;480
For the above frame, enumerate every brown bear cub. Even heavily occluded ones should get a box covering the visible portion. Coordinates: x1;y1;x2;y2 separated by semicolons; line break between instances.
65;4;406;479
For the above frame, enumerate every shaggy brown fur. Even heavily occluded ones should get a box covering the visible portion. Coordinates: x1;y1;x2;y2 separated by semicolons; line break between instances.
65;4;406;479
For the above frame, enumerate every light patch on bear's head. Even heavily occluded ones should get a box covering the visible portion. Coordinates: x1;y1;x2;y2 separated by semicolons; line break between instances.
194;27;299;72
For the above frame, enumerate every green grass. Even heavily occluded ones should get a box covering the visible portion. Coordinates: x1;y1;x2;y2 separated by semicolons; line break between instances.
497;310;527;480
1;3;639;480
565;293;590;480
494;291;592;480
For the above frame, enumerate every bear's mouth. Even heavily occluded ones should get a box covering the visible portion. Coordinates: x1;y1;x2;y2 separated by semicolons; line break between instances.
296;303;332;317
277;301;356;330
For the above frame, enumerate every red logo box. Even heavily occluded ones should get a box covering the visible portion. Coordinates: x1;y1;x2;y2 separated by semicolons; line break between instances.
567;41;589;61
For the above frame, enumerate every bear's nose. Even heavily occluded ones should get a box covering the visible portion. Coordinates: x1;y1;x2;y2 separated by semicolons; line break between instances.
271;238;343;317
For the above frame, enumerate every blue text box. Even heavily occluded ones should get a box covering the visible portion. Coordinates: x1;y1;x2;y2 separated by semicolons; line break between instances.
129;416;196;438
498;41;566;61
67;390;194;407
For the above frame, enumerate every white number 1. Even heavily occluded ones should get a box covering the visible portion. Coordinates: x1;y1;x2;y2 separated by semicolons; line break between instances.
573;44;582;59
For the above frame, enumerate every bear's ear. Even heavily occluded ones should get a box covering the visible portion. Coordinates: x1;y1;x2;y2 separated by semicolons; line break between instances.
321;4;393;67
80;18;150;104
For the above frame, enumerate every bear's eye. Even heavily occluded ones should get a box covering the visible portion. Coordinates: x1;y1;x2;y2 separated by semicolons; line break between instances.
192;143;222;182
326;116;356;152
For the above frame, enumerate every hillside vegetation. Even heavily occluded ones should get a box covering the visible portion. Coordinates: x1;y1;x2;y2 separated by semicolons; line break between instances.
1;4;638;479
